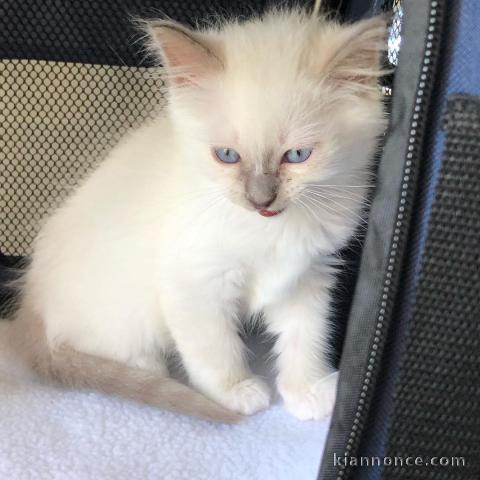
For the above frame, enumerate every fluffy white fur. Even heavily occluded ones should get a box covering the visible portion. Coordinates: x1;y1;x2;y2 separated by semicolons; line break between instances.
11;9;386;420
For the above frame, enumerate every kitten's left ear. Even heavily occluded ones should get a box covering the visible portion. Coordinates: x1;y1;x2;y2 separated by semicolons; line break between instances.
144;20;223;86
318;16;388;87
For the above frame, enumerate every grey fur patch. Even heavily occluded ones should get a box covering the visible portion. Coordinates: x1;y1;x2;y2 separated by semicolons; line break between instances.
245;173;279;207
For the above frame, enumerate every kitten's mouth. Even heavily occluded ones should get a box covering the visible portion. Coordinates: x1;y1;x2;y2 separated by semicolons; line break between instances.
258;208;283;217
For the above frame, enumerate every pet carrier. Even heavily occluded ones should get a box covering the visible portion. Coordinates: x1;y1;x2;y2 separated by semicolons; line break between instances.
0;1;479;479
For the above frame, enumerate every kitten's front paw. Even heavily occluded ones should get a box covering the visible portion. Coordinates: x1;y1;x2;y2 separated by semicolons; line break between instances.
279;372;338;421
215;377;271;415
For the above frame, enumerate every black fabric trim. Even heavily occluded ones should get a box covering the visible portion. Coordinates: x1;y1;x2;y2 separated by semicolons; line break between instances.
319;1;434;478
354;1;457;476
382;94;480;480
0;0;270;66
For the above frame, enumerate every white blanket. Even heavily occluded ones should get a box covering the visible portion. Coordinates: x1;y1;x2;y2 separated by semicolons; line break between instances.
0;326;330;480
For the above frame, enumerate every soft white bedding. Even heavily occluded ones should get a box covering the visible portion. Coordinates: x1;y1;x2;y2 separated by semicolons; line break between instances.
0;327;330;480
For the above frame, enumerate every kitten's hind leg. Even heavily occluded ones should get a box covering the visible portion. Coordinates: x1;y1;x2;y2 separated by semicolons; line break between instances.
9;307;241;422
162;290;271;416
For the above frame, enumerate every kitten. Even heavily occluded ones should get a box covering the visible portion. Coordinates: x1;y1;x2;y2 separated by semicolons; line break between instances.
6;9;386;422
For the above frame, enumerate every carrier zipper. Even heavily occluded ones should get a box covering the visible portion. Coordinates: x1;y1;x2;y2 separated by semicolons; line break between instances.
335;1;445;478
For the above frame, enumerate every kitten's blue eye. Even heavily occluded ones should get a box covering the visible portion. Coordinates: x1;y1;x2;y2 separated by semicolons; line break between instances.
283;148;313;163
214;147;241;164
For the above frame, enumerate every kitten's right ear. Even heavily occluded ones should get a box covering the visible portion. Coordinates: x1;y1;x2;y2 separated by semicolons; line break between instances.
310;16;388;89
143;20;223;87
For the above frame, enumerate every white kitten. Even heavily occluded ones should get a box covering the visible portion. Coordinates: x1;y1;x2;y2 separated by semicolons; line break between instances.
7;9;386;421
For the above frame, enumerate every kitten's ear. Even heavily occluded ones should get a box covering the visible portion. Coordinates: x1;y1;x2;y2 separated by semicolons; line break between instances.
318;16;388;87
144;20;223;86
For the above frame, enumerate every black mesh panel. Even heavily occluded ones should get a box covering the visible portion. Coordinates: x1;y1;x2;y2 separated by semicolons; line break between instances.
384;95;480;479
0;61;166;255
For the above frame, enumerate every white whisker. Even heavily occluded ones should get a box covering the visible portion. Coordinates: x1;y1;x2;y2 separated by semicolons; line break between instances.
304;192;368;225
295;195;321;223
304;187;369;205
306;184;371;188
299;192;345;220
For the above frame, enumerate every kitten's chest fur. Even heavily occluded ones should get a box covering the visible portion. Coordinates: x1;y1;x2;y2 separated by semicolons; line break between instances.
199;218;317;313
243;249;311;312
